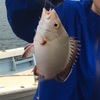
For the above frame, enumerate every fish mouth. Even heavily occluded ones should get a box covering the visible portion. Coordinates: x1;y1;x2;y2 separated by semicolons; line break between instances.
43;8;54;19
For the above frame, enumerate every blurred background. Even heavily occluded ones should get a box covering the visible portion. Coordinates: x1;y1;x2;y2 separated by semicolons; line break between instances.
0;0;28;50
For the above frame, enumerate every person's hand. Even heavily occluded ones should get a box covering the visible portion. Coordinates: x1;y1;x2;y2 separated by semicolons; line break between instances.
36;0;63;7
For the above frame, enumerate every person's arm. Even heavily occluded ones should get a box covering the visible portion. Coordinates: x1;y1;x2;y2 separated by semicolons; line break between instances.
5;0;43;43
5;0;63;43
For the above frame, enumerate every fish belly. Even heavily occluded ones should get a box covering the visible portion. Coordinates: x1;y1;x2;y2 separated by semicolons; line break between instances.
34;39;69;79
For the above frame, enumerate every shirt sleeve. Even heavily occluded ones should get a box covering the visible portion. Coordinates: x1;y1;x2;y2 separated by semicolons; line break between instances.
5;0;64;43
5;0;44;43
33;66;77;100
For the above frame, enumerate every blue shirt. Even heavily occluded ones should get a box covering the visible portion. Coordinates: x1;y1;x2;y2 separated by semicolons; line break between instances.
6;0;100;100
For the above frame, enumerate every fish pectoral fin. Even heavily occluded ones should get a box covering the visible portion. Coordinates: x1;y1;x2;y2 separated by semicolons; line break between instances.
22;43;34;58
34;33;47;45
39;35;47;45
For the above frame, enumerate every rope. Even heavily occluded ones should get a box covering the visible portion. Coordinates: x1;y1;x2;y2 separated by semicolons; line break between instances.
0;74;33;77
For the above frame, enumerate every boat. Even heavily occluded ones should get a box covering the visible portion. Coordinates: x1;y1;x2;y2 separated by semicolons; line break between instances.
0;47;38;100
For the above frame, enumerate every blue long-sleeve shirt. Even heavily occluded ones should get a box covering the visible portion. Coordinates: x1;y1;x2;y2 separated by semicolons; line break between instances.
5;0;100;100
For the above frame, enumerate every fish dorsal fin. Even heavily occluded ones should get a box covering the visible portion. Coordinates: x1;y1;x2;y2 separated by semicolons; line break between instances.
56;37;80;82
67;37;80;67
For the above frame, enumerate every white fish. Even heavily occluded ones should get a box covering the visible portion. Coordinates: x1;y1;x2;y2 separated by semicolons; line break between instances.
22;8;80;81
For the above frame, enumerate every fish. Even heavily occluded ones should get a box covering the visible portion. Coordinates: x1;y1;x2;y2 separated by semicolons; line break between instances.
22;8;80;82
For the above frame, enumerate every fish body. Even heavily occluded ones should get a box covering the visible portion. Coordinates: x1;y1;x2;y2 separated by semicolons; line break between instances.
23;8;79;81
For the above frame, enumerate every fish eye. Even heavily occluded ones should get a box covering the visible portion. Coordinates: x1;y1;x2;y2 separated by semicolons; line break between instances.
53;21;60;29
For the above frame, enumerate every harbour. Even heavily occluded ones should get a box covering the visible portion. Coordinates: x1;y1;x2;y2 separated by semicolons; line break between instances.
0;0;28;50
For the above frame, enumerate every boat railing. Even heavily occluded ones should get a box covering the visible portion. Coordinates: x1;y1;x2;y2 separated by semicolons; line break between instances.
0;47;34;75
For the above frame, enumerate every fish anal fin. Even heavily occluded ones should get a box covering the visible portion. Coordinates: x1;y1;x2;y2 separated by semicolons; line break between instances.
22;43;34;58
